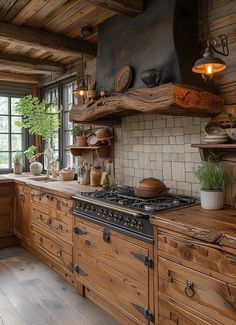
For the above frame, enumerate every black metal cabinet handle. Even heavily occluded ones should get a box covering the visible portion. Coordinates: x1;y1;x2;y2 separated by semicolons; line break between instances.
85;240;91;246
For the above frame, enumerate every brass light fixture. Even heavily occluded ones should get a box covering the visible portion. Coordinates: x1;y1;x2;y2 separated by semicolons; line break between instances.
192;0;229;80
73;52;87;97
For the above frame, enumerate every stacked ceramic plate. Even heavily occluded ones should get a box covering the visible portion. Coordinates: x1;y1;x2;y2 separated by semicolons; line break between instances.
204;123;229;144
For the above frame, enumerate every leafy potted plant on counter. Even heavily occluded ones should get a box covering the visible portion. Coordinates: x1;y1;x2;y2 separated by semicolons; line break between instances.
13;150;22;174
71;124;87;146
15;95;60;172
194;156;230;210
24;145;43;176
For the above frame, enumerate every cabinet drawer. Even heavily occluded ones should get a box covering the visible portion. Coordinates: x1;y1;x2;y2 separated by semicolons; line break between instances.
31;190;73;213
75;220;150;285
76;252;149;324
32;205;72;243
31;226;72;271
159;257;236;324
0;183;12;196
159;299;214;325
158;232;236;282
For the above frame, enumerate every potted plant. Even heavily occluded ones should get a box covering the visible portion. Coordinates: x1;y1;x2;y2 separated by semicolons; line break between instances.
13;150;22;174
71;125;87;146
194;156;230;210
15;95;60;172
223;111;236;141
24;145;43;176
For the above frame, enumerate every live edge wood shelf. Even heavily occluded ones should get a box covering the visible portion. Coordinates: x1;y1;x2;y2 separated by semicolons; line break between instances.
69;83;223;125
191;143;236;162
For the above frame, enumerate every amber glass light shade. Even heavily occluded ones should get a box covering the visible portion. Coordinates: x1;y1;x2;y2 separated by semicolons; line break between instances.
73;79;87;97
192;45;226;76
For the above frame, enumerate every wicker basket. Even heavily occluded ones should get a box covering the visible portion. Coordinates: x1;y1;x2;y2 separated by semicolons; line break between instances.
59;168;75;181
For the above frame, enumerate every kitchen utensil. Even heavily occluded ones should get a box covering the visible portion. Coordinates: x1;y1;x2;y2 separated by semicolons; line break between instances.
141;68;162;88
114;65;133;93
134;178;169;198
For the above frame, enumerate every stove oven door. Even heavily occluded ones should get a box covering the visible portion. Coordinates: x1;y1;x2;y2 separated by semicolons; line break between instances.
74;218;154;324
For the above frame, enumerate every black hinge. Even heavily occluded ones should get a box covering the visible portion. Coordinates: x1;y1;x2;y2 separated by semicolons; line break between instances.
131;303;154;321
73;265;88;276
131;252;153;268
73;227;87;235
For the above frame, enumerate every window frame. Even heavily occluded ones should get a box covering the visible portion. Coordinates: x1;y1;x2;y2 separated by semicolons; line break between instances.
41;77;79;169
0;94;29;174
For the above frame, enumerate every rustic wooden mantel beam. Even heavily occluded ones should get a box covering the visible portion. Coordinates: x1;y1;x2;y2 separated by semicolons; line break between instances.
0;21;97;56
69;83;224;124
84;0;143;16
0;54;65;75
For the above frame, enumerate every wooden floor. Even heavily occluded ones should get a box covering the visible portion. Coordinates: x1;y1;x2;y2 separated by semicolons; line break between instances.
0;246;120;325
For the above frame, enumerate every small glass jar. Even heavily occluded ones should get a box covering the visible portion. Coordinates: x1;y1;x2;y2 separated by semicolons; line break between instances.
90;166;102;187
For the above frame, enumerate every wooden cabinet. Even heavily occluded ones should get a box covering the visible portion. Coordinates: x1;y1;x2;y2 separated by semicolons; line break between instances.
30;189;75;285
74;218;154;325
0;182;17;247
151;206;236;325
14;184;31;244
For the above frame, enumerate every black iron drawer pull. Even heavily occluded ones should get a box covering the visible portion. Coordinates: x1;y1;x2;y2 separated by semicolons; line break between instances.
103;228;110;243
185;281;195;297
85;240;91;246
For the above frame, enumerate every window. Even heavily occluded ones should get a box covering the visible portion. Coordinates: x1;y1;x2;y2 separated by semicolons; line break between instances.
44;87;59;160
0;96;24;170
62;80;79;167
43;79;81;169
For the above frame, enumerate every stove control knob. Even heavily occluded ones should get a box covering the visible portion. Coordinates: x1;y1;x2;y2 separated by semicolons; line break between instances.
137;221;143;229
113;214;118;221
98;208;103;216
102;210;108;218
131;219;138;227
107;212;113;220
118;215;123;222
124;217;131;226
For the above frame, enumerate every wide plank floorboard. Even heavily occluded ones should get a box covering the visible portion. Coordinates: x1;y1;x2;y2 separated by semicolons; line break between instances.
0;246;120;325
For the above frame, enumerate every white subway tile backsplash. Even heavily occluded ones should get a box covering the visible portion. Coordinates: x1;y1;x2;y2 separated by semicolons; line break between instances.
114;114;209;196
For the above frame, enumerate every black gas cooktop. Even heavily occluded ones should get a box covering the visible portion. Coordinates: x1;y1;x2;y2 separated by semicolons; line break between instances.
80;187;199;214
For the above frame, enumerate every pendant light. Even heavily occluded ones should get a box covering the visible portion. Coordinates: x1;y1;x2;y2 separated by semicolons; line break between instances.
192;0;229;80
73;52;87;97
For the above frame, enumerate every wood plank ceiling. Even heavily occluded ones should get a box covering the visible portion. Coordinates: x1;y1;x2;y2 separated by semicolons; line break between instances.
0;0;143;83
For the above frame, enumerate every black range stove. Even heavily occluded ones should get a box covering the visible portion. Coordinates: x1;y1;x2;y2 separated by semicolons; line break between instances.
73;187;199;243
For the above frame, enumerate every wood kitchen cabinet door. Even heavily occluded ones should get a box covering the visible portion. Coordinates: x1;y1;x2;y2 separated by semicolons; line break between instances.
14;185;31;244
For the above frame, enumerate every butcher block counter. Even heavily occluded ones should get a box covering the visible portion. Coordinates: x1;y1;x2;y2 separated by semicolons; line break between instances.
151;205;236;325
1;173;100;198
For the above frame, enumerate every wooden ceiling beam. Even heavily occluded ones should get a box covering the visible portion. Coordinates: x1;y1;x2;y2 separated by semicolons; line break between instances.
0;71;40;84
84;0;143;16
0;53;65;75
0;21;97;56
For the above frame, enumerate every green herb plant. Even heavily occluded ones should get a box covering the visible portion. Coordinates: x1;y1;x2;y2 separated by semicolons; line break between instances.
71;125;83;138
13;150;22;165
194;156;230;191
24;145;37;162
15;95;60;140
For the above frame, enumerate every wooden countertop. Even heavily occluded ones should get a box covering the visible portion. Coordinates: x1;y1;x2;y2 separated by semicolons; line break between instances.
151;205;236;247
0;173;100;198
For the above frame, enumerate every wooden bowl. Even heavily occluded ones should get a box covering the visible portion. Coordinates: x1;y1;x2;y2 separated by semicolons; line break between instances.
134;178;168;198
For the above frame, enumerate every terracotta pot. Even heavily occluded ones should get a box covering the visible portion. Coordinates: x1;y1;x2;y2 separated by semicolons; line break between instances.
76;136;88;146
14;164;22;174
200;190;224;210
134;178;169;198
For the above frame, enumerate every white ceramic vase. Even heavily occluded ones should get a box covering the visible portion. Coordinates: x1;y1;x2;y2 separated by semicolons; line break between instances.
30;161;43;176
200;190;224;210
